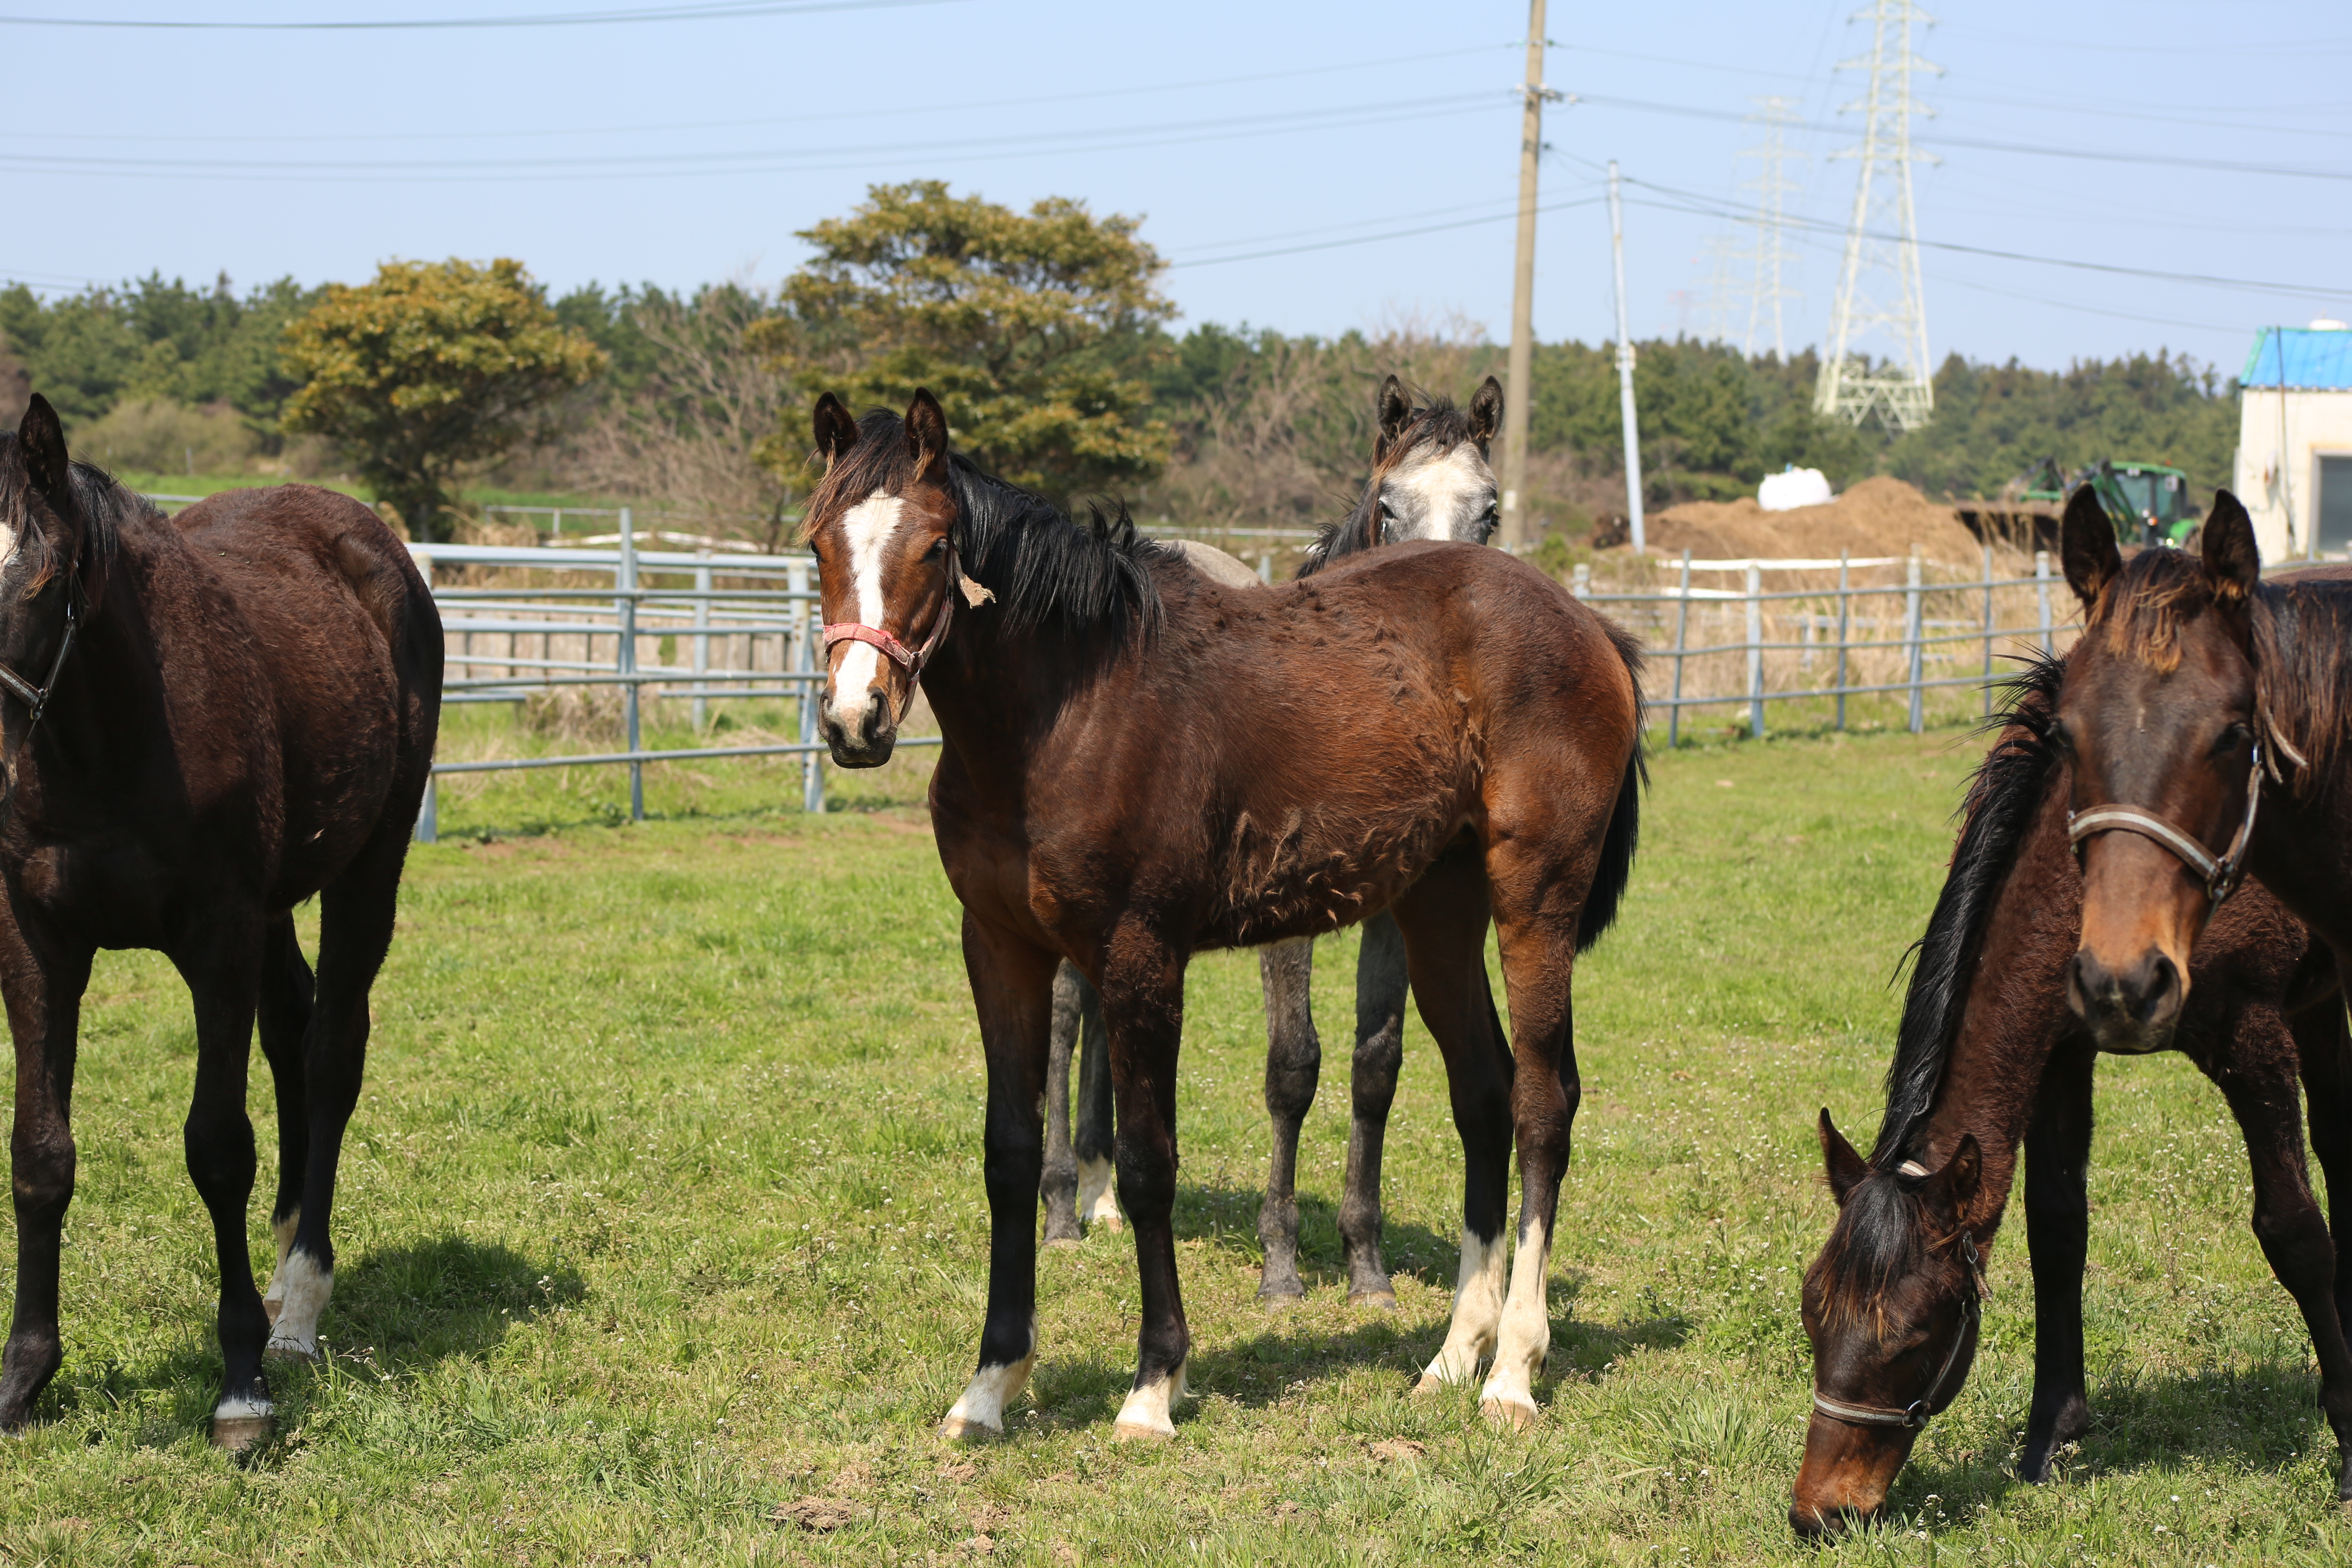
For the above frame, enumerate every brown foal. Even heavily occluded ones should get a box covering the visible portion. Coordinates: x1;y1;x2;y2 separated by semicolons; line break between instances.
1792;653;2352;1532
803;390;1642;1438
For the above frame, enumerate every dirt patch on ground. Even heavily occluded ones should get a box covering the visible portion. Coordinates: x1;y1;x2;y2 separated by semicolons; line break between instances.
1638;477;1990;567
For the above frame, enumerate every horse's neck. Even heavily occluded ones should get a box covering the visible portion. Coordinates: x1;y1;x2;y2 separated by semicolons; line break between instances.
921;619;1116;798
1907;789;2084;1234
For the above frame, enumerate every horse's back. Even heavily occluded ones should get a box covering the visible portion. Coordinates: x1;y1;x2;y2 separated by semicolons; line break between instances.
169;486;441;882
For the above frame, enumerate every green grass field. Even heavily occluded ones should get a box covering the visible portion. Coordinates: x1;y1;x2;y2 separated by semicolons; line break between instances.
4;724;2349;1565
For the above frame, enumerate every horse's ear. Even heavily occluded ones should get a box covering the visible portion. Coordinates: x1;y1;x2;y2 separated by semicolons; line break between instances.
2202;488;2261;602
1374;375;1411;459
2061;484;2121;610
1818;1109;1868;1206
1927;1134;1983;1214
1468;376;1503;451
17;393;69;503
812;394;859;470
904;388;949;481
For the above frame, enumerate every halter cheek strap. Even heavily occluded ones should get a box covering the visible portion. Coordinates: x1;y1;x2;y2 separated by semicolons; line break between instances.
0;576;85;827
820;537;978;724
1812;1234;1987;1431
2067;743;2265;904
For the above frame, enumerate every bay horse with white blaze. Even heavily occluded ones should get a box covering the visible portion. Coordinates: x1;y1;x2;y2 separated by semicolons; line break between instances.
806;389;1642;1437
0;396;441;1450
1046;376;1516;1314
1793;652;2352;1534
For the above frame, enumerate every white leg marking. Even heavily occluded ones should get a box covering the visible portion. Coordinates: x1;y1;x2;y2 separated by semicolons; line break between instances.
264;1248;332;1358
210;1390;275;1449
827;490;906;733
1112;1355;1188;1441
942;1352;1036;1440
1078;1156;1120;1232
1480;1215;1551;1427
1417;1227;1508;1390
262;1209;299;1320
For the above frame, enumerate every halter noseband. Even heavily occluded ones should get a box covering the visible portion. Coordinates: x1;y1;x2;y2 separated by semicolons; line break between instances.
820;535;974;724
1811;1228;1987;1432
0;570;84;825
2066;742;2264;904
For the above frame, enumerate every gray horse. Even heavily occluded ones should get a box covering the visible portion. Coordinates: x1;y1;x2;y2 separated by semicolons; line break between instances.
1041;374;1507;1308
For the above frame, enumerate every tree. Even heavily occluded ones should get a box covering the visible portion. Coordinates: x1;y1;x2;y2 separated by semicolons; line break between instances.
751;181;1175;499
282;258;605;541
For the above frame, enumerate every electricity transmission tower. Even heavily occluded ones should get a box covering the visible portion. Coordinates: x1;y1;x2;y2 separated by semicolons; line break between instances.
1815;0;1940;430
1737;96;1802;361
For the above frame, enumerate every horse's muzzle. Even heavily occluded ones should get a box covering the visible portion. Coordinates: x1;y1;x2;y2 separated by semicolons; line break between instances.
819;687;896;768
2065;944;2181;1051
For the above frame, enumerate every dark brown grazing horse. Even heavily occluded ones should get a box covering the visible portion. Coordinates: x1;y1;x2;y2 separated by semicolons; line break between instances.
804;389;1642;1438
1793;650;2352;1535
1043;376;1511;1316
0;397;442;1450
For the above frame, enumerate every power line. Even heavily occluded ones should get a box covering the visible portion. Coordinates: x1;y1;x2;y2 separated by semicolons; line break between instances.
1170;195;1605;270
0;0;952;29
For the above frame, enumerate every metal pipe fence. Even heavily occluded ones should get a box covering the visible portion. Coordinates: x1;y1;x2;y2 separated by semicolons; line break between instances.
409;509;940;843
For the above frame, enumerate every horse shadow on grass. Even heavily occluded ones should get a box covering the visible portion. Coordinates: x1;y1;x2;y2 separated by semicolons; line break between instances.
1168;1180;1461;1297
47;1235;584;1449
1887;1358;2336;1518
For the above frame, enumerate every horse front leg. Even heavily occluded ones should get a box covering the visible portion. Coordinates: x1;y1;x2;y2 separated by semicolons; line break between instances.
1041;962;1084;1247
1256;935;1319;1305
2019;1042;2095;1481
941;915;1059;1441
0;934;91;1431
1341;911;1407;1307
177;927;274;1450
2226;1009;2352;1500
1103;929;1193;1440
254;914;316;1326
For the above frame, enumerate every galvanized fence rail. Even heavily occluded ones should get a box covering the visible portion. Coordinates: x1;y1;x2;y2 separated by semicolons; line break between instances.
410;508;941;843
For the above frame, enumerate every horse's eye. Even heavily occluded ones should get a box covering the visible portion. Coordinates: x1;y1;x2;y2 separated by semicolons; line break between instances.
926;537;949;559
2047;721;2074;756
2214;721;2251;756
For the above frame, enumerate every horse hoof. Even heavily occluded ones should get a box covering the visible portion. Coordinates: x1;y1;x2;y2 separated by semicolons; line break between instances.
938;1415;1002;1443
210;1414;273;1452
1112;1419;1174;1443
1087;1215;1124;1236
1410;1375;1448;1401
1256;1281;1305;1309
1347;1288;1399;1310
1480;1395;1540;1431
1045;1236;1083;1252
264;1340;320;1363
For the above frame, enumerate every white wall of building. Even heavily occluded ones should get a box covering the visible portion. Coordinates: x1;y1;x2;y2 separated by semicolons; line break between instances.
2236;387;2352;559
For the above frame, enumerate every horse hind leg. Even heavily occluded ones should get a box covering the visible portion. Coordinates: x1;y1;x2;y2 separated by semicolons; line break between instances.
1072;975;1119;1233
255;915;316;1324
269;824;408;1361
1040;962;1084;1247
178;927;276;1449
1256;935;1319;1304
1390;851;1514;1394
1339;911;1407;1308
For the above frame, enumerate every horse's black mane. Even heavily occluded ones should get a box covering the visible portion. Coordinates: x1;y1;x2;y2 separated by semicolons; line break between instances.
1298;391;1482;579
1870;651;2069;1165
2250;576;2352;791
0;435;140;591
813;409;1172;652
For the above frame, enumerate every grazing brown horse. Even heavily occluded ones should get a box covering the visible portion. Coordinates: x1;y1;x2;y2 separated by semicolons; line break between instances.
1792;650;2352;1533
1044;376;1511;1317
806;389;1642;1437
0;397;442;1450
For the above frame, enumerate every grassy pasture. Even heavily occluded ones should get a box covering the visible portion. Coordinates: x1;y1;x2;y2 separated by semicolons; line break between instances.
3;726;2350;1564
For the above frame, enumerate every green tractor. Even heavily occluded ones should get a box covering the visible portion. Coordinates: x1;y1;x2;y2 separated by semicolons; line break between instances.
2012;455;2199;547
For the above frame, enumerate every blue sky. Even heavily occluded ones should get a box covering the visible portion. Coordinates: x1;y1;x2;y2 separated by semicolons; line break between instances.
3;0;2346;374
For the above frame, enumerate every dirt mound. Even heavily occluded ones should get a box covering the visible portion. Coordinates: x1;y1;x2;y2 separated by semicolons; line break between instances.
1639;476;1987;566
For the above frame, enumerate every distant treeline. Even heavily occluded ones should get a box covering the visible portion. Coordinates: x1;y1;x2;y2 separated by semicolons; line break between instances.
0;271;2241;533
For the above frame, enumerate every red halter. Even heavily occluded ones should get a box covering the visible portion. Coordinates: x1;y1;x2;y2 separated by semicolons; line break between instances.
820;537;966;723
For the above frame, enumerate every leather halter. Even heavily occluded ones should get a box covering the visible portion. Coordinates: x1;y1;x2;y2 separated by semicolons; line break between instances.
1812;1232;1987;1431
2067;743;2264;904
0;573;83;824
820;536;965;724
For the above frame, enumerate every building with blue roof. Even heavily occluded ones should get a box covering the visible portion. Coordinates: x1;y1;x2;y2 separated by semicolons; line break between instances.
2236;322;2352;558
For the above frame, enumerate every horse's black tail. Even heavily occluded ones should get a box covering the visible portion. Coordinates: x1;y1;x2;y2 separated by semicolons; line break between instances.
1576;622;1648;953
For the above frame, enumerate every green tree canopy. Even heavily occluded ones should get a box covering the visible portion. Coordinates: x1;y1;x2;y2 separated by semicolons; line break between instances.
751;180;1176;499
282;258;605;541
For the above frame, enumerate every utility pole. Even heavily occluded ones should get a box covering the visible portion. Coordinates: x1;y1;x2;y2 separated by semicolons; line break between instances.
1499;0;1553;552
1817;0;1940;430
1607;161;1646;554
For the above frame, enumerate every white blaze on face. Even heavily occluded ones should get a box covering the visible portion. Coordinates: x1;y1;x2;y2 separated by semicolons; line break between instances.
829;489;909;731
265;1248;332;1357
1481;1213;1552;1422
1381;442;1499;546
1418;1226;1508;1388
